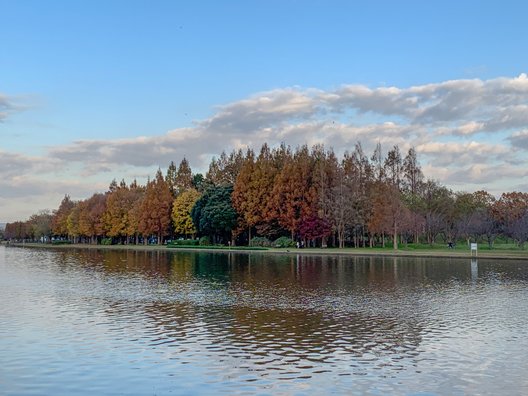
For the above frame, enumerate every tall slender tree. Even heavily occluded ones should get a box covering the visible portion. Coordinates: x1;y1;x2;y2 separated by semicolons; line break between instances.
51;195;75;238
271;145;318;241
403;147;424;243
232;149;257;241
175;158;194;195
205;149;245;186
138;169;173;244
384;145;403;191
166;161;178;197
104;180;134;242
125;179;145;244
78;193;107;244
172;188;201;238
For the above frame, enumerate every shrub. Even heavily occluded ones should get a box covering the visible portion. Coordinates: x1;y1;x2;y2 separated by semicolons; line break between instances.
273;236;295;248
52;240;72;245
101;237;113;245
170;239;199;246
249;236;272;247
199;236;211;246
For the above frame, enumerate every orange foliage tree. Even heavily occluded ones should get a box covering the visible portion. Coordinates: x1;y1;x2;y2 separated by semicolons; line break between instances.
78;193;107;244
138;169;173;244
51;194;75;238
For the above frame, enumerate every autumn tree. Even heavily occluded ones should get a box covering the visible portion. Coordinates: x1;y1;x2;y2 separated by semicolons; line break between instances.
166;161;178;197
233;144;293;243
311;145;339;247
4;221;30;241
78;193;107;244
384;145;403;191
403;147;423;195
104;179;134;242
67;203;81;243
205;149;246;186
258;143;292;239
175;158;194;195
470;191;498;248
232;149;257;241
124;179;145;244
508;212;528;248
367;182;411;249
328;163;353;248
341;143;372;247
11;140;521;250
51;195;75;238
172;188;201;238
492;192;528;247
28;210;53;242
452;192;485;246
298;214;332;246
403;147;424;243
138;169;173;244
420;180;454;245
368;143;410;249
270;145;317;241
108;179;118;193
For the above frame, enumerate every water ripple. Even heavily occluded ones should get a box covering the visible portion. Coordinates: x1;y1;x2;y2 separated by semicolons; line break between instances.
1;246;528;395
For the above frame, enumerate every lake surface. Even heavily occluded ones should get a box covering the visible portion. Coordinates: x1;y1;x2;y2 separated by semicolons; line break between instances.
1;246;528;395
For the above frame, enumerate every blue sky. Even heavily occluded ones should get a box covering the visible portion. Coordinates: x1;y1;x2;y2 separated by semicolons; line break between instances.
2;0;528;221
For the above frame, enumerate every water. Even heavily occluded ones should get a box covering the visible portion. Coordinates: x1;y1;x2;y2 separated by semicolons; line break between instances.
1;246;528;395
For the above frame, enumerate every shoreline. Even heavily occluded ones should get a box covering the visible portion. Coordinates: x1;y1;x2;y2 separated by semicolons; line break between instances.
4;242;528;261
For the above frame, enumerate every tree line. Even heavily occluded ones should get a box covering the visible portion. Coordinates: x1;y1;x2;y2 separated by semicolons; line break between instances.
5;142;528;249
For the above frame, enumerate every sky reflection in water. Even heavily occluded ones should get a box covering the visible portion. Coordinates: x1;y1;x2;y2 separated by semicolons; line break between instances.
1;246;527;395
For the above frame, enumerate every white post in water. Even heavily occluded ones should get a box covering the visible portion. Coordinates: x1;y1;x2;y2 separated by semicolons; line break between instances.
470;243;478;257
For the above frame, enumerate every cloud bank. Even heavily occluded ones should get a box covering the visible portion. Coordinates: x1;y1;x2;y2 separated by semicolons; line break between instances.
2;74;528;220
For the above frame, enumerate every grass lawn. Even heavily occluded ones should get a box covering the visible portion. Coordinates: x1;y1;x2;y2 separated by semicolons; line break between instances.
6;241;528;259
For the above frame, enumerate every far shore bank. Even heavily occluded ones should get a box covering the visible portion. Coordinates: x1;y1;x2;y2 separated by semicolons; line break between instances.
4;241;528;261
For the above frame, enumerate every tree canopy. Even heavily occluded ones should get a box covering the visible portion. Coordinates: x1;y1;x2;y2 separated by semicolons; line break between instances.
7;141;528;250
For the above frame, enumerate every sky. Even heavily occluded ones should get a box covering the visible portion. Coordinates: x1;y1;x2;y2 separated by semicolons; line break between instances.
2;0;528;222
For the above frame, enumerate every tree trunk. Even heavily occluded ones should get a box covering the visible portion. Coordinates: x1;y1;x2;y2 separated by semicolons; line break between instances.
338;226;345;248
393;221;398;250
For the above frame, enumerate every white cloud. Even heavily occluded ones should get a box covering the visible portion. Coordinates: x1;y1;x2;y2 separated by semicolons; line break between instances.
0;150;62;178
448;164;528;185
0;94;15;122
508;129;528;149
44;75;528;182
416;141;511;166
0;176;107;222
0;92;33;123
4;74;528;220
